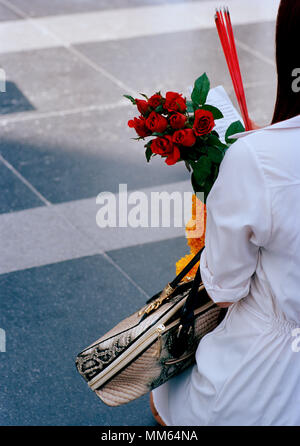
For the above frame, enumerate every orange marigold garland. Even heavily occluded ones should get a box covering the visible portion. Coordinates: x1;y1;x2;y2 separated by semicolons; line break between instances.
175;195;207;281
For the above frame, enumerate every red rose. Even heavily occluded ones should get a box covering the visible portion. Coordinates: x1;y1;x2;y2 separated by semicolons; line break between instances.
151;135;180;165
164;92;187;113
148;93;163;108
128;116;151;138
169;112;187;129
172;129;196;147
165;145;180;165
146;111;168;133
193;109;215;136
135;99;150;115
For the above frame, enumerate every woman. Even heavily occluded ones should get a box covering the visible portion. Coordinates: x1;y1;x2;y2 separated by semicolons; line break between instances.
151;0;300;426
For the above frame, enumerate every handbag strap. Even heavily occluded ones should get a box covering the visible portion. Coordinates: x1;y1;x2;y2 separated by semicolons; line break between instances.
169;246;204;289
171;249;205;358
145;246;205;306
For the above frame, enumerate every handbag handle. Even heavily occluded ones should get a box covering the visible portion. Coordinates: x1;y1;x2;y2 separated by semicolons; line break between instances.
171;248;205;358
145;246;204;305
141;247;205;322
169;246;205;290
174;248;227;358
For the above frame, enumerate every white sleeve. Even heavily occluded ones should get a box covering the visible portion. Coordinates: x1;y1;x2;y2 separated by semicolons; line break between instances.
200;137;272;304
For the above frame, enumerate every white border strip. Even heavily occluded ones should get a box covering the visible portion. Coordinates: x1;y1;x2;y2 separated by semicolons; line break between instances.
0;180;192;275
0;0;280;54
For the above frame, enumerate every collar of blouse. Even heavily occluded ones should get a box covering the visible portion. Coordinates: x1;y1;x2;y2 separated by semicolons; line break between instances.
231;114;300;140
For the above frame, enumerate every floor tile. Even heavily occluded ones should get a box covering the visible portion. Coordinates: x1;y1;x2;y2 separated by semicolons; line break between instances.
235;21;276;62
0;81;35;115
0;3;20;21
56;180;192;252
0;204;101;274
0;178;193;274
76;25;276;118
0;47;126;113
8;0;224;18
107;236;191;296
0;254;156;425
0;2;279;55
0;107;188;204
0;160;43;214
0;19;58;54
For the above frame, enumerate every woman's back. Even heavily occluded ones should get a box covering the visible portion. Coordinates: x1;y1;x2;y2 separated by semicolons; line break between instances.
237;117;300;325
152;115;300;426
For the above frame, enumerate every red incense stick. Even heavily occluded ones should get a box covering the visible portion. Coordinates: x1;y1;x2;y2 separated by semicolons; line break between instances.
215;11;242;112
215;7;251;131
224;8;251;130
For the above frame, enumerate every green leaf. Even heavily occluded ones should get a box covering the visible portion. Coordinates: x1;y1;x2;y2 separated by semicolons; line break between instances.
225;120;245;144
191;173;204;194
145;146;153;162
207;146;225;164
151;132;166;137
206;133;228;150
123;95;136;104
155;105;164;113
191;73;210;106
186;100;195;114
186;100;200;113
193;143;207;156
190;156;212;185
201;104;223;120
139;93;149;100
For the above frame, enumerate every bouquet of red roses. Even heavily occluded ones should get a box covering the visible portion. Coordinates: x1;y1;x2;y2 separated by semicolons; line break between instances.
125;73;244;202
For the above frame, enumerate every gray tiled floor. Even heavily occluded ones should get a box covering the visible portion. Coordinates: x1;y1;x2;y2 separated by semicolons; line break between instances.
0;81;35;115
0;108;187;203
234;21;276;61
0;161;43;213
0;3;20;21
107;236;190;296
0;22;277;205
0;254;156;426
0;47;126;113
76;25;275;123
8;0;217;18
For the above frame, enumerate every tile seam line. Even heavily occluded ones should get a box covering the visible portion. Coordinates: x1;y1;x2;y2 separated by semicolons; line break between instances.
0;0;276;70
0;0;26;19
0;0;138;97
0;153;150;299
0;248;150;300
0;78;272;126
235;37;275;67
0;101;130;126
49;204;151;300
101;251;150;300
50;206;152;301
65;45;138;97
0;154;51;206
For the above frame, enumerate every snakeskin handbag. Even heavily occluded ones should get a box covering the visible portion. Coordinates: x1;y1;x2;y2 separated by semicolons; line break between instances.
75;247;227;407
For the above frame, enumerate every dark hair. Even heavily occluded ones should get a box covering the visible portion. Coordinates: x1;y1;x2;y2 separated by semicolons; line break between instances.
272;0;300;124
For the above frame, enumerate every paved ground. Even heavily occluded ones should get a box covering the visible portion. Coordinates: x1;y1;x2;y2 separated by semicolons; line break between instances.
0;0;279;426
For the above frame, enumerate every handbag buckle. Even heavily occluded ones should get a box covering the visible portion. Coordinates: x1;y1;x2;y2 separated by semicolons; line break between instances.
138;283;175;317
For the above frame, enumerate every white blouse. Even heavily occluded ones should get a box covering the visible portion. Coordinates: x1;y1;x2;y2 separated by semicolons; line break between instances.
152;115;300;426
